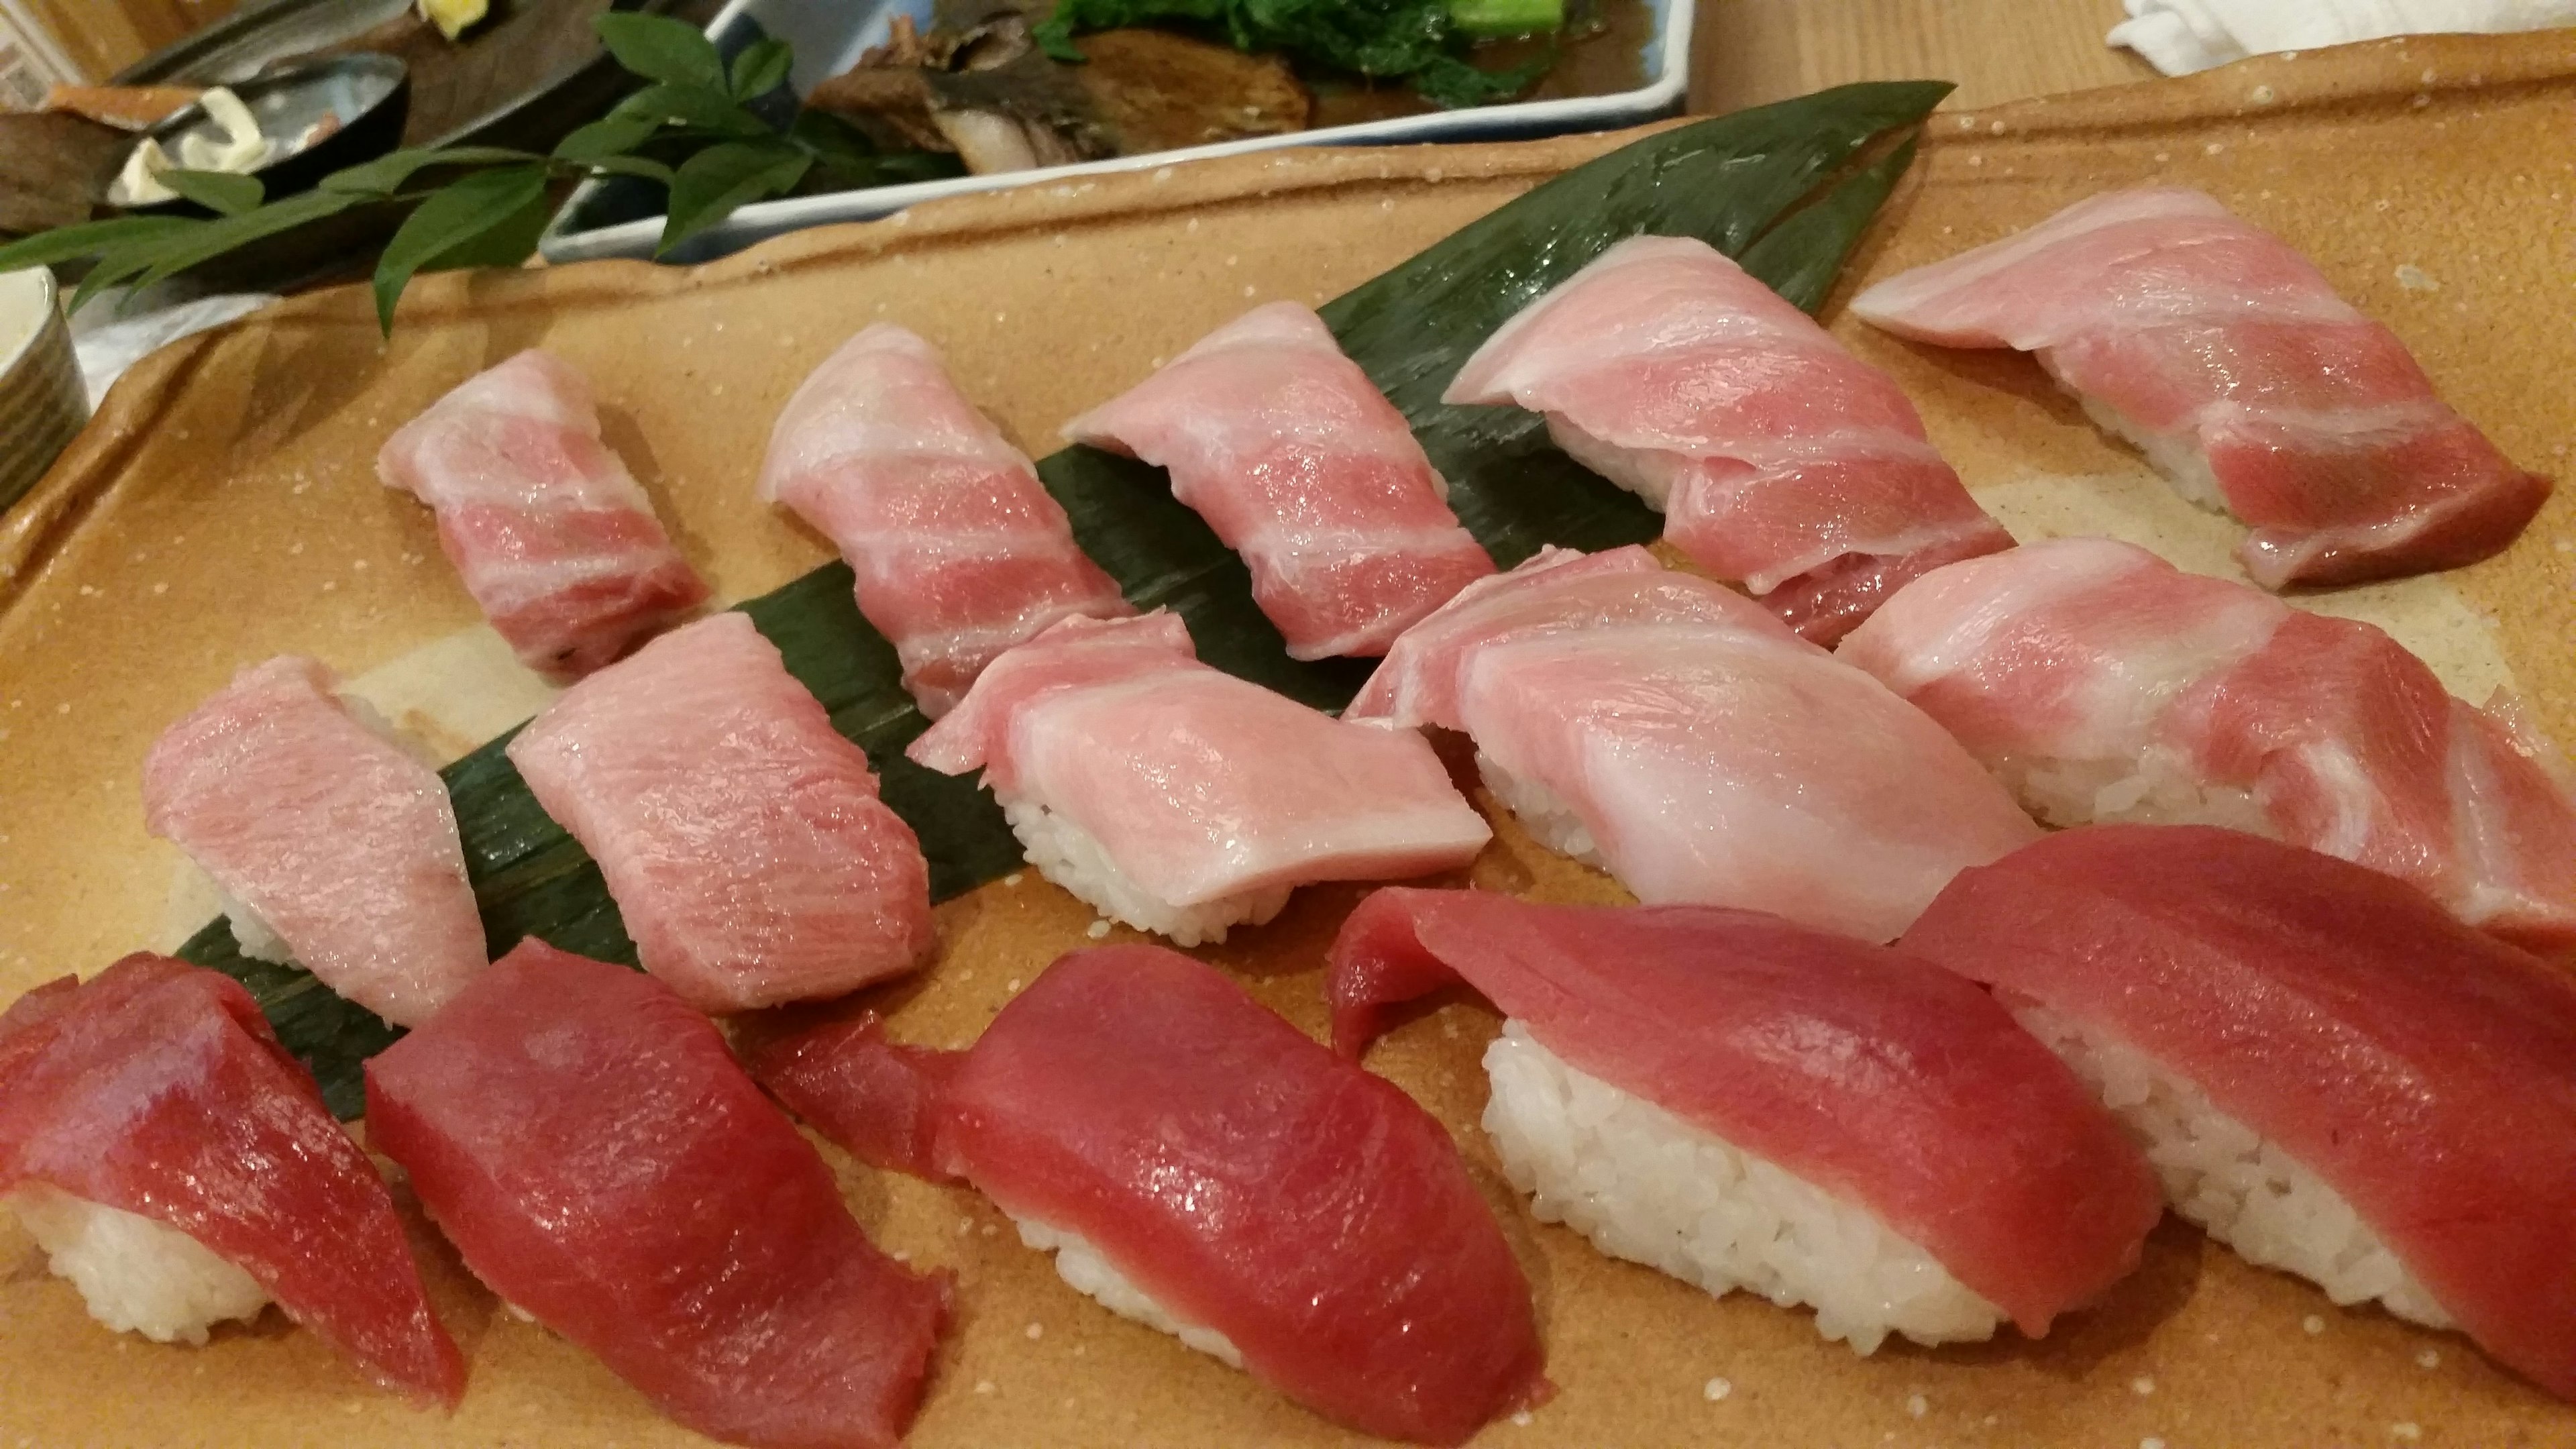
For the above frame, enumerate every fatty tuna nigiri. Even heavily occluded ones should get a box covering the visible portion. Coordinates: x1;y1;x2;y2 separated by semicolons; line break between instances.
1330;888;2161;1352
143;655;486;1027
908;610;1490;945
759;325;1131;716
1838;536;2576;947
1901;824;2576;1399
1348;544;2039;941
1444;235;2012;645
378;350;710;679
508;612;934;1012
0;956;463;1404
748;944;1548;1446
366;939;951;1449
1850;189;2550;588
1063;302;1495;658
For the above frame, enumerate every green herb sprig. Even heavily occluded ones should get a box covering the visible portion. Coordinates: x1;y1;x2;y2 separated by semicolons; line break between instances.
1034;0;1562;109
0;15;955;332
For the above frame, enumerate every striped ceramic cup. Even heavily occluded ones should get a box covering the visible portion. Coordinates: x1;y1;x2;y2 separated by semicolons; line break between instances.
0;268;87;513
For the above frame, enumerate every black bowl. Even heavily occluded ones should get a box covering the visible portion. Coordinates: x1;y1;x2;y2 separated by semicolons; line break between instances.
119;54;411;215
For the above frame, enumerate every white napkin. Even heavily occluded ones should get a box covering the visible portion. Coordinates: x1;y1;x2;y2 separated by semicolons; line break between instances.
2109;0;2576;74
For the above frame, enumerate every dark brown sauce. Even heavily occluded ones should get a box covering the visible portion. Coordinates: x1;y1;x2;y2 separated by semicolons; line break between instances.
1303;0;1654;129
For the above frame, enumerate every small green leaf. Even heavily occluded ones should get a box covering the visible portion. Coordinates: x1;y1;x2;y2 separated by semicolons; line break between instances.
119;188;366;298
658;140;809;256
322;145;541;197
372;165;549;333
594;11;726;91
582;154;677;184
729;38;794;100
552;113;661;164
788;107;876;164
155;168;264;216
0;215;197;274
612;81;771;137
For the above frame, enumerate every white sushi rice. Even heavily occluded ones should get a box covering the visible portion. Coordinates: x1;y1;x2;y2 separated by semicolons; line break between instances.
2050;373;2231;515
2009;998;2455;1328
1013;1216;1244;1368
1477;755;1611;874
206;877;291;965
6;1183;270;1345
1997;747;2274;837
1481;1023;2005;1354
1000;794;1290;948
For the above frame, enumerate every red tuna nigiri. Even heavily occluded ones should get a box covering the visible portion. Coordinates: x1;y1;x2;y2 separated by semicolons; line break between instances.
508;612;934;1012
1900;824;2576;1400
749;945;1548;1446
0;955;463;1404
377;350;709;679
365;939;950;1449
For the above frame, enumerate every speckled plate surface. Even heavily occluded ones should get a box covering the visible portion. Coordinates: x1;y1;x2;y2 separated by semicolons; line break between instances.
2;30;2573;1449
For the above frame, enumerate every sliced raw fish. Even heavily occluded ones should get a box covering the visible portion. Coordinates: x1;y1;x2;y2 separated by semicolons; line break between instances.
378;350;710;679
0;955;463;1404
366;939;950;1449
745;1015;963;1184
749;944;1546;1446
1839;536;2576;947
1348;545;2039;941
1849;189;2549;588
508;612;933;1012
1900;824;2576;1399
758;325;1130;716
1330;888;2159;1350
142;655;486;1027
908;611;1489;945
1444;235;2011;644
1063;302;1494;659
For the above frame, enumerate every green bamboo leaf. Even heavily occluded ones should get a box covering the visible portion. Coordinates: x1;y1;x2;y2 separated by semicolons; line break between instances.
658;140;809;256
553;113;661;164
594;11;727;91
1737;134;1919;313
322;145;543;197
123;187;366;297
372;165;549;332
156;168;264;216
0;215;197;274
612;81;771;138
729;38;794;100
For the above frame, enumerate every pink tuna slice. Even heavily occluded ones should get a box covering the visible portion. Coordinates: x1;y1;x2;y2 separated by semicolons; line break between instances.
1328;888;2162;1341
757;325;1130;717
366;940;949;1449
908;610;1491;907
1838;536;2576;948
142;655;486;1026
1900;824;2576;1400
1849;189;2549;588
507;612;933;1013
746;943;1548;1446
1444;235;2012;645
1347;545;2040;941
1063;302;1495;659
377;350;710;680
0;955;464;1405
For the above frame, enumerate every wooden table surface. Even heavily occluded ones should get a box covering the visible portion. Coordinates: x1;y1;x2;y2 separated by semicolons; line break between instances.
1691;0;2158;111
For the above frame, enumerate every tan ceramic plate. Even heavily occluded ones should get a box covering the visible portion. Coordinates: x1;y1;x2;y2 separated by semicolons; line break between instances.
2;30;2573;1448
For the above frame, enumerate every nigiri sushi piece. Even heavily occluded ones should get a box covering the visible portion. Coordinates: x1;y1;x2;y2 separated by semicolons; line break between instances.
1062;302;1495;659
1850;189;2550;588
757;325;1131;717
1330;888;2160;1353
747;944;1548;1446
366;939;949;1449
378;350;710;680
1347;544;2039;942
508;612;934;1012
0;955;464;1404
908;610;1490;945
1442;235;2012;645
142;655;486;1027
1838;536;2576;947
1900;824;2576;1399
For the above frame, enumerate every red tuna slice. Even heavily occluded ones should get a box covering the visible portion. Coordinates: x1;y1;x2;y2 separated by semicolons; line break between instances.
143;655;486;1027
0;955;464;1405
1849;189;2549;588
508;612;934;1012
364;940;950;1449
1063;302;1495;659
757;325;1130;718
1898;824;2576;1399
376;350;709;680
1445;235;2010;644
1330;888;2162;1339
744;1016;964;1183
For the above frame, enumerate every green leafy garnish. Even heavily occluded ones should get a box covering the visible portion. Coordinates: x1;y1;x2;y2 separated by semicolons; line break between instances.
1036;0;1556;108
